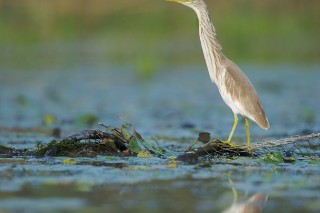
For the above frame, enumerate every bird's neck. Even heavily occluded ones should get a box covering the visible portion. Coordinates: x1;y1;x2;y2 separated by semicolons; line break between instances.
194;6;224;84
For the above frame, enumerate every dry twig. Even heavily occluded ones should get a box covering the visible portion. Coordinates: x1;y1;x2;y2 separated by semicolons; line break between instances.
252;133;320;149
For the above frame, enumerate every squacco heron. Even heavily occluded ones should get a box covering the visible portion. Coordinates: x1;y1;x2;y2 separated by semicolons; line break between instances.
166;0;269;148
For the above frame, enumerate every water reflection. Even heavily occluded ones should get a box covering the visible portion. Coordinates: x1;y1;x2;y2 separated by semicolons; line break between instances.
223;184;268;213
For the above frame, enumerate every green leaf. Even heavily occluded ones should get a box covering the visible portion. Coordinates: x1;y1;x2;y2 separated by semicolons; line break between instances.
129;137;143;154
141;139;163;155
261;152;284;164
121;124;132;141
137;150;152;158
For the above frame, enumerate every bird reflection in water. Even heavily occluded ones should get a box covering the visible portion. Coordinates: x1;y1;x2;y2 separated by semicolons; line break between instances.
222;184;268;213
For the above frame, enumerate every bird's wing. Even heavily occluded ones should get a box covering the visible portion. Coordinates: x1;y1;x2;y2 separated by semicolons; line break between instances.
223;59;269;129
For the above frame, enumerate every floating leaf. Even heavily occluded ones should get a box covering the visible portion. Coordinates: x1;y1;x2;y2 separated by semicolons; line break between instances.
309;159;320;165
137;150;152;158
63;158;77;165
261;152;284;164
43;114;56;126
167;160;178;168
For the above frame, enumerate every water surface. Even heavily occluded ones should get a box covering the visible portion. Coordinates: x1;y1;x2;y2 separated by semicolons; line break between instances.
0;64;319;212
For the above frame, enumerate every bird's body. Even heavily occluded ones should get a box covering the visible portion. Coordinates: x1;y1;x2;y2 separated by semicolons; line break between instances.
167;0;269;147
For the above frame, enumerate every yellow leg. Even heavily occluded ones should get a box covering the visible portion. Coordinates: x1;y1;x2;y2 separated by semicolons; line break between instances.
245;118;251;149
226;113;238;144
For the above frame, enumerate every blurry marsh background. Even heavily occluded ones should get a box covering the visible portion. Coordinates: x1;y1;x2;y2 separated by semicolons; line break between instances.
0;0;319;72
0;0;319;135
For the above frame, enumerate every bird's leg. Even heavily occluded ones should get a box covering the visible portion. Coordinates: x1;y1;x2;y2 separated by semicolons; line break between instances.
245;118;251;150
226;113;238;145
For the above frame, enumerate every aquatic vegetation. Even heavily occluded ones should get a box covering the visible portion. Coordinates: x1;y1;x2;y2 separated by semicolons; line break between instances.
29;123;259;160
63;158;77;165
43;114;57;126
30;124;167;158
261;152;284;164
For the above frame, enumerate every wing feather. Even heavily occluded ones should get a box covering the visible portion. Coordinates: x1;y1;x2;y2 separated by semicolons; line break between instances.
222;59;269;129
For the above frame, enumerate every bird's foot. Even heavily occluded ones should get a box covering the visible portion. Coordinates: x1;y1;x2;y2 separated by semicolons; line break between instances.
244;145;252;151
223;140;237;147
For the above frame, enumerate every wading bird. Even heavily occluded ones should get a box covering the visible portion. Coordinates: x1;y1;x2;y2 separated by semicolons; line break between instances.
166;0;269;148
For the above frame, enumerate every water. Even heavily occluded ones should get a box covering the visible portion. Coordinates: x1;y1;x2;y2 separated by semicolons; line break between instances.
0;64;320;212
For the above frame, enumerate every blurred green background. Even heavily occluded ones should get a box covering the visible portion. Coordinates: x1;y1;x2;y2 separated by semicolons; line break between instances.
0;0;319;71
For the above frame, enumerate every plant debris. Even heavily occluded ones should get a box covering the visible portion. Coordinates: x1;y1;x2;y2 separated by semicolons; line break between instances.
0;145;25;158
177;139;255;163
0;124;319;163
34;124;173;158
